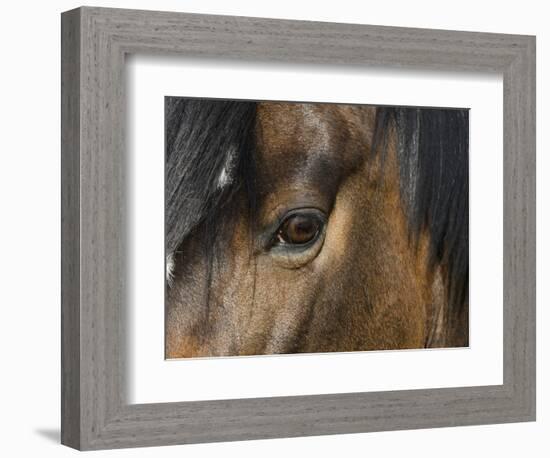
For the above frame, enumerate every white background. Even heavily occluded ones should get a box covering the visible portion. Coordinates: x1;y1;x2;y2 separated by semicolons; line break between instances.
128;58;503;403
0;0;546;457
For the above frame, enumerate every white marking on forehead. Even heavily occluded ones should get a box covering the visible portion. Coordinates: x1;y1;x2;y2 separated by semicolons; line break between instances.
217;146;237;190
166;252;175;287
217;167;231;189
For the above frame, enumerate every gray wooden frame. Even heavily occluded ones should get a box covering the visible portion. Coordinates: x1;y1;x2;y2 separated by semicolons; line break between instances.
61;6;536;450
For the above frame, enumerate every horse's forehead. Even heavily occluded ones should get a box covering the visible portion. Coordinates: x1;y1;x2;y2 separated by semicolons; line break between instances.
256;102;371;153
256;103;333;151
255;102;375;187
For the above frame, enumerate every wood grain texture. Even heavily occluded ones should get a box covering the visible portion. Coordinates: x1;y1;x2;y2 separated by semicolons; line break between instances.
61;8;81;449
60;6;536;450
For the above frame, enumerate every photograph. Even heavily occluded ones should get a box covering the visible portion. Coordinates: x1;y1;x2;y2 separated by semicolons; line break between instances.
165;98;470;358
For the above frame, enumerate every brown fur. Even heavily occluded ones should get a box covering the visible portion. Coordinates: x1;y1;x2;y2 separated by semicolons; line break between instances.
166;103;464;358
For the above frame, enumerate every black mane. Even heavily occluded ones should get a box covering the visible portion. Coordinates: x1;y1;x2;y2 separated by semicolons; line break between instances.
165;98;256;257
373;107;469;317
165;99;469;316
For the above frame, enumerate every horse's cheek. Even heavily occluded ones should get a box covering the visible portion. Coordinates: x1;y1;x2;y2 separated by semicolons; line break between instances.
241;257;320;354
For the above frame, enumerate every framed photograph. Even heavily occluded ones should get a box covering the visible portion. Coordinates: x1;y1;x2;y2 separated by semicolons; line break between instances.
61;6;536;450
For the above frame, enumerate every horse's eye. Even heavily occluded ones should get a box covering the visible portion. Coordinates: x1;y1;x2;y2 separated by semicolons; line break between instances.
276;213;322;245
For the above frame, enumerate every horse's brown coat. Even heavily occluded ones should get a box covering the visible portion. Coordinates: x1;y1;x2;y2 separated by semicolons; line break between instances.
166;103;464;358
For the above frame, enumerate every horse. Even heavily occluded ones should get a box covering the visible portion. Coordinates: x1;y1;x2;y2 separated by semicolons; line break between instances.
164;98;469;358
